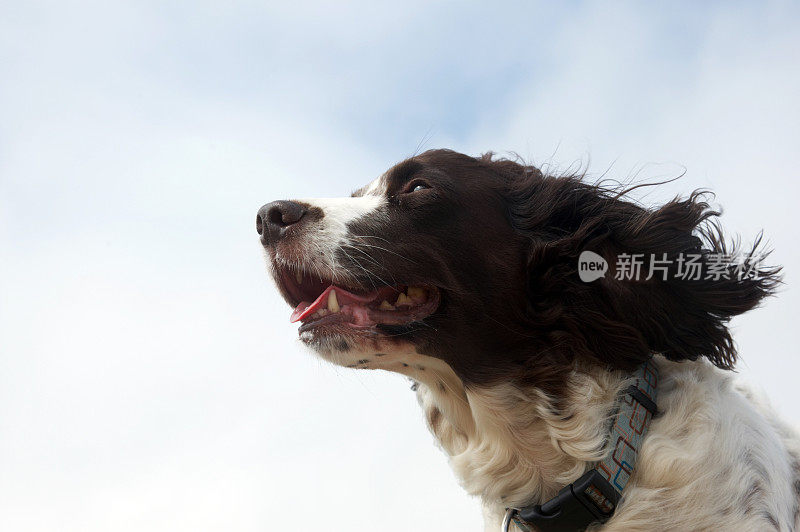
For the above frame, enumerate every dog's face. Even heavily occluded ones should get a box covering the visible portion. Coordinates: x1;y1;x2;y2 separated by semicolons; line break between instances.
258;150;531;382
258;149;777;390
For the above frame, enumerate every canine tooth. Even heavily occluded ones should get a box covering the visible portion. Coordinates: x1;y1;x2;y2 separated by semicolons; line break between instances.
328;290;340;313
407;286;425;300
395;293;412;306
295;271;303;284
379;300;395;311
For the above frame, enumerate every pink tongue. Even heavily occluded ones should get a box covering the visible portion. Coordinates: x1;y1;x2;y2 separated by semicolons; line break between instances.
289;285;379;323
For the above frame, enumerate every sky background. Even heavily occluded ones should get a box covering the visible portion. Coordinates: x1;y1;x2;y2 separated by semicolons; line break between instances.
1;1;799;531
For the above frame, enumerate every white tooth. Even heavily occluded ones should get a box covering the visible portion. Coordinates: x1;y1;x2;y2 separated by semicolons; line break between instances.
328;290;340;313
295;271;303;284
395;293;412;306
407;286;425;300
379;300;395;311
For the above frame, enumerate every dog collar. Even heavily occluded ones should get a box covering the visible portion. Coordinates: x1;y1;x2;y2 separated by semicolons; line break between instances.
503;359;659;532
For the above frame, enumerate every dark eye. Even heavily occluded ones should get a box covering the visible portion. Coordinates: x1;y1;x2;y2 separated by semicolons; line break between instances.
403;180;432;194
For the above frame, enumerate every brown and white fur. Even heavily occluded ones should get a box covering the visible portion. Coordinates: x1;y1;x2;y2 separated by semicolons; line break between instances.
257;149;799;530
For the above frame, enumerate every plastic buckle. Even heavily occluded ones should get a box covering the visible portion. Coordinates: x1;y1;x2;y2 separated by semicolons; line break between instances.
513;470;620;532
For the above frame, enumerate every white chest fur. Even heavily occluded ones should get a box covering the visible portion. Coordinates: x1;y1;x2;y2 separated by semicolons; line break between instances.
414;357;800;531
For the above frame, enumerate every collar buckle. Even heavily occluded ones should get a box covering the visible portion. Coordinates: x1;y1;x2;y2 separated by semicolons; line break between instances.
506;470;620;532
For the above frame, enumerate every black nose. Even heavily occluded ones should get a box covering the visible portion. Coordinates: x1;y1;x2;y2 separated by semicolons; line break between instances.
256;200;307;245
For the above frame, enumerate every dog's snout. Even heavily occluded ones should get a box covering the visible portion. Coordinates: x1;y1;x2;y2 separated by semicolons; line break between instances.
257;200;307;245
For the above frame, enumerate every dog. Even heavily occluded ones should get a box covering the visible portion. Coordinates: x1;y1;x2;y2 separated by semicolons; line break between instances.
257;149;799;531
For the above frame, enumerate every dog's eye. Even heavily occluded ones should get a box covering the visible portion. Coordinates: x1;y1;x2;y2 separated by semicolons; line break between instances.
403;180;432;194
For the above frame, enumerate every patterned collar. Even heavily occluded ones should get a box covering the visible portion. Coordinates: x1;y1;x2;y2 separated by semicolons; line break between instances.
504;360;659;532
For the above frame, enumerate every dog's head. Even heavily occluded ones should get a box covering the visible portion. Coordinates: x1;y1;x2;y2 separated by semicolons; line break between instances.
258;149;779;392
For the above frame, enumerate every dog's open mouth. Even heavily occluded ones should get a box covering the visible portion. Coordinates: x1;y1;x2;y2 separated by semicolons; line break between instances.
275;266;440;332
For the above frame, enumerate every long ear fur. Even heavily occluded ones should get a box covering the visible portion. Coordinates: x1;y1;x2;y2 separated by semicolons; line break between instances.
494;156;782;371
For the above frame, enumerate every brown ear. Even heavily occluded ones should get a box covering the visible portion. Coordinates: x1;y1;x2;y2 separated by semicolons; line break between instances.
504;163;781;371
588;193;781;369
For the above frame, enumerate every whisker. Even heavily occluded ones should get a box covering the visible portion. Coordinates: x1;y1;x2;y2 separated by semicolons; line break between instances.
348;236;420;264
338;247;380;291
340;245;399;286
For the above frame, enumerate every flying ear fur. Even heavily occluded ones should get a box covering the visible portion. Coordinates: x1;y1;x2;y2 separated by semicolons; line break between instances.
496;158;782;371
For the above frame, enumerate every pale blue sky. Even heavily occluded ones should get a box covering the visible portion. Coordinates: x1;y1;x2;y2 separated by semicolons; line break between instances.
1;2;799;531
